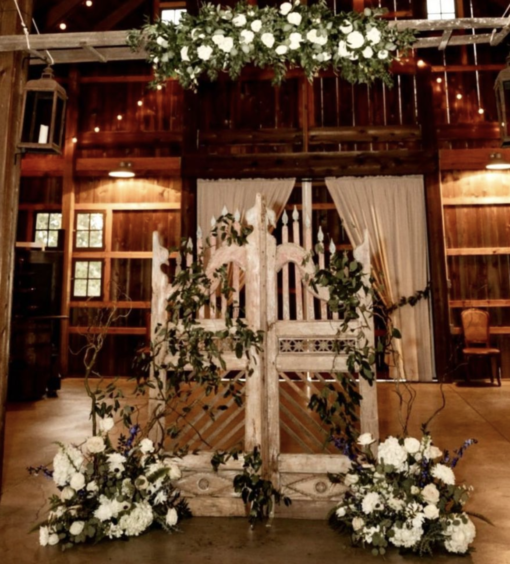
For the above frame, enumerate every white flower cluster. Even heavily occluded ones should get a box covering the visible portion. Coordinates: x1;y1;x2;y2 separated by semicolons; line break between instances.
39;429;186;549
128;1;416;90
332;433;476;556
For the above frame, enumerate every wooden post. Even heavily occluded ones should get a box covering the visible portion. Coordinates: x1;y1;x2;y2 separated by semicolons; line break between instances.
416;62;451;380
0;0;33;496
60;67;79;376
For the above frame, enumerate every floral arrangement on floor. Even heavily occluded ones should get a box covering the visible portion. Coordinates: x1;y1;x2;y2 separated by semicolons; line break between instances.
33;421;190;549
127;1;416;90
329;432;482;556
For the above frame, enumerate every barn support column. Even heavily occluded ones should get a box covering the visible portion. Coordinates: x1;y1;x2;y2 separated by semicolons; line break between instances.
0;0;33;496
416;62;451;380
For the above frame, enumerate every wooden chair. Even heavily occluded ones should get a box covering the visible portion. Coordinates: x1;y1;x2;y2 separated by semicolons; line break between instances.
461;308;501;386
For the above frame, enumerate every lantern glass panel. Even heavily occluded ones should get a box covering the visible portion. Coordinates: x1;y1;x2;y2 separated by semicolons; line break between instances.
21;91;54;145
53;95;65;147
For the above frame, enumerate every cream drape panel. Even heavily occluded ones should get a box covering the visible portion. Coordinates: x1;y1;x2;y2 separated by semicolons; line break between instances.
326;176;434;382
197;178;295;237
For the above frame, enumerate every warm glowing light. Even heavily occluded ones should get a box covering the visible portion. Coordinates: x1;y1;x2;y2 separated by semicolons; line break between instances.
94;126;100;133
72;137;78;143
436;77;442;84
478;108;485;115
117;114;123;121
59;22;67;30
456;93;463;100
417;60;426;68
85;0;93;6
137;100;143;106
486;153;510;170
156;84;163;90
109;162;135;178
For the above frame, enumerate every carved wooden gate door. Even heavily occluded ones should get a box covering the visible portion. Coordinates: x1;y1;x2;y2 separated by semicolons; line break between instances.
150;193;377;518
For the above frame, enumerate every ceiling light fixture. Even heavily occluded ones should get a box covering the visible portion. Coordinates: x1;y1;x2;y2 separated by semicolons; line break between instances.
486;153;510;170
109;161;135;178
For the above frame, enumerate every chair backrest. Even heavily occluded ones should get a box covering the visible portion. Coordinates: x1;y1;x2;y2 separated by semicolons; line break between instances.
461;308;490;346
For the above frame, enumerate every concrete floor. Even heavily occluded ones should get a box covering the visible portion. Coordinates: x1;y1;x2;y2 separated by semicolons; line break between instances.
1;379;510;564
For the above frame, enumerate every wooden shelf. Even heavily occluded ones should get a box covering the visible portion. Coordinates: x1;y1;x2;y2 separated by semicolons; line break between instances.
449;299;510;308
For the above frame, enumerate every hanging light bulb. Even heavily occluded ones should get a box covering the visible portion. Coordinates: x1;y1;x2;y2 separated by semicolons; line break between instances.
109;161;135;178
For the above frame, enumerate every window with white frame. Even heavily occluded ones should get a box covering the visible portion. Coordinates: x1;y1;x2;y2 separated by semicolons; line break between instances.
427;0;456;20
73;260;103;298
75;212;104;249
34;212;62;247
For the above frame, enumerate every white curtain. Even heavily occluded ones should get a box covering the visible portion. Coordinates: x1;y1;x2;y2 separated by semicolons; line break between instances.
326;176;434;382
197;178;295;237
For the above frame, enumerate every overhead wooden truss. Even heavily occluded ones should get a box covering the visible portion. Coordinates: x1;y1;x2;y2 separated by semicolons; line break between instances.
0;18;509;65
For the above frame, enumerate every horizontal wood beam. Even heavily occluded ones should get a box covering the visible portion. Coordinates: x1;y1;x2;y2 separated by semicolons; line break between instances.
439;148;510;171
447;247;510;256
68;326;146;335
438;123;500;141
69;300;150;308
431;64;503;72
21;156;181;176
74;202;180;210
73;251;153;259
450;299;510;307
443;196;510;206
182;150;437;179
79;130;182;148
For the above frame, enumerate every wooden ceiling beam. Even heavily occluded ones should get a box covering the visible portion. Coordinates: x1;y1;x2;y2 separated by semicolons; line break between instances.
44;0;84;31
93;0;146;32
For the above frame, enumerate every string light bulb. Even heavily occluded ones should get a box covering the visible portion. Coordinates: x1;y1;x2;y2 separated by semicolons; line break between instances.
156;84;162;90
456;93;463;100
417;60;426;68
72;137;78;143
137;100;143;107
59;22;67;30
117;114;123;121
94;126;100;133
85;0;93;6
436;77;442;84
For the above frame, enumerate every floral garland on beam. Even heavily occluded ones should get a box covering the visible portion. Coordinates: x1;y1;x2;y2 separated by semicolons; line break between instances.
128;1;416;90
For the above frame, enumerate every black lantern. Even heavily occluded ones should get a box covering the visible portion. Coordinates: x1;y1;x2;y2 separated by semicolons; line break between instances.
19;66;67;154
495;56;510;147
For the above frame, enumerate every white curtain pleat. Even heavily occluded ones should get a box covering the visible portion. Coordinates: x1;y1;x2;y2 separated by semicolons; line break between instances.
197;178;295;237
326;176;434;382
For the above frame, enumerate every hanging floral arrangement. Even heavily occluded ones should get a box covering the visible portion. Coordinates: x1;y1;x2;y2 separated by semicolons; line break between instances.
128;1;416;90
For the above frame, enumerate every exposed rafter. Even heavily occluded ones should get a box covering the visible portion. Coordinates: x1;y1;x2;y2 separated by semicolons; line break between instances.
0;18;508;65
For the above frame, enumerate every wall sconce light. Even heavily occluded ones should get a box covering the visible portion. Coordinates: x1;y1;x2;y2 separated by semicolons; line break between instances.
486;153;510;170
109;161;135;178
19;66;67;154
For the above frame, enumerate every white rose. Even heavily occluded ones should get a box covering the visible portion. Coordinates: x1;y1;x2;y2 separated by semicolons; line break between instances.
180;46;190;61
378;49;389;60
425;445;443;460
404;437;421;454
165;461;182;480
219;37;234;53
232;14;247;27
48;533;59;546
362;46;373;58
61;486;75;500
422;483;440;504
339;21;353;34
86;480;98;493
346;31;365;49
70;472;85;491
251;19;262;33
344;473;359;486
165;508;179;527
287;12;302;26
240;29;255;44
289;32;302;49
276;45;288;55
139;438;154;454
424;504;440;520
156;36;168;48
86;436;105;453
39;526;49;546
366;27;382;45
306;29;328;46
212;34;224;45
411;485;420;495
357;432;375;446
280;2;293;15
261;33;275;48
70;521;85;536
335;506;346;518
352;516;364;531
364;7;372;16
197;45;213;61
338;41;350;58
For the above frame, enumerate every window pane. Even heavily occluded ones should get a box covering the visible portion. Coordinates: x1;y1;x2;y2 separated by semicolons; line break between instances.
74;279;88;297
49;213;62;229
88;261;102;279
76;231;90;248
90;213;104;229
35;230;48;245
88;230;103;248
36;213;49;230
442;0;455;11
47;230;59;247
88;279;101;297
75;261;89;278
77;213;90;230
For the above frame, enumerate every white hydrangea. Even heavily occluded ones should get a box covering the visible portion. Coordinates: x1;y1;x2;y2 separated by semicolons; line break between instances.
53;444;84;486
361;492;382;514
119;501;154;537
390;524;423;548
444;515;476;554
377;436;408;471
431;463;455;486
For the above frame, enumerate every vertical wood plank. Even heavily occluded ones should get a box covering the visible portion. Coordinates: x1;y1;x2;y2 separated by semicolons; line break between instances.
103;208;113;300
292;206;303;321
282;210;290;321
302;180;314;321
